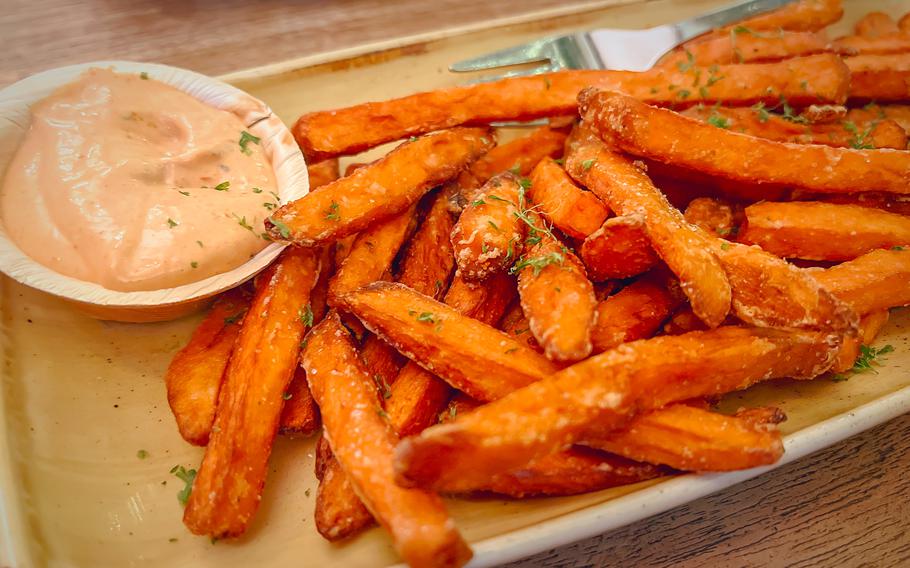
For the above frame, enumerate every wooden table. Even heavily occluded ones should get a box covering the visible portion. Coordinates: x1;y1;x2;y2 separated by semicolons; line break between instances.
2;1;908;566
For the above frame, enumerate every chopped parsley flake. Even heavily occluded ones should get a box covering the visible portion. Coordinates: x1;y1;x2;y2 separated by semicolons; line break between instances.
196;240;204;247
892;245;906;251
239;130;261;155
263;201;278;210
707;113;730;129
751;102;771;123
842;120;876;149
140;72;149;80
137;449;149;459
299;304;314;327
233;214;254;232
487;194;510;203
170;465;197;505
518;177;532;190
190;261;198;269
832;344;894;382
167;218;178;228
324;201;341;221
408;136;418;142
581;159;595;171
282;392;293;400
487;220;500;232
510;251;565;276
178;190;191;196
270;217;292;239
252;187;263;194
373;374;392;399
214;181;230;191
224;310;245;325
471;198;487;207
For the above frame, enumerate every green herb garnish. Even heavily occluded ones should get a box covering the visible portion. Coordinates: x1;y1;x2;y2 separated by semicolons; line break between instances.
214;181;230;191
270;217;291;238
324;201;341;221
170;465;197;505
299;304;314;327
239;131;261;155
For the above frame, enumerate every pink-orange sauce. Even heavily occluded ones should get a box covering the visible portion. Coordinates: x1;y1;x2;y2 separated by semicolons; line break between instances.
1;68;278;291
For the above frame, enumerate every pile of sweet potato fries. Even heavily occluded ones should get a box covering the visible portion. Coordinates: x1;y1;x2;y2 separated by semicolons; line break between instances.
164;2;910;566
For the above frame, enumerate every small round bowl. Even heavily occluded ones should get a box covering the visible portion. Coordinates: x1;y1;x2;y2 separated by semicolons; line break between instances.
0;61;309;322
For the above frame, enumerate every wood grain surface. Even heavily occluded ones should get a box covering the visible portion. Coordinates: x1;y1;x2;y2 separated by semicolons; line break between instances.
2;1;909;567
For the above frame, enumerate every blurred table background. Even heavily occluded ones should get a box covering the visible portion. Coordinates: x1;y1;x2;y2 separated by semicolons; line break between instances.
2;1;908;566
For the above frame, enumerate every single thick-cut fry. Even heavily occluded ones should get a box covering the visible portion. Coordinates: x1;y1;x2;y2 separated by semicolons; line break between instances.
301;314;472;568
184;247;319;538
338;281;552;402
451;173;526;280
266;128;493;245
846;103;910;133
834;32;910;56
845;54;910;102
833;310;891;373
582;89;910;194
394;327;839;491
590;276;682;354
566;126;731;327
165;288;249;446
811;191;910;216
397;187;458;300
528;157;609;239
278;367;320;436
515;233;597;362
738;201;910;261
579;215;660;281
855;11;899;37
468;126;567;183
812;249;910;315
584;404;784;472
328;205;417;300
293;56;848;160
714;240;857;332
450;446;662;498
307;158;341;190
663;31;830;67
702;0;843;37
682;105;908;150
315;459;375;540
684;197;737;238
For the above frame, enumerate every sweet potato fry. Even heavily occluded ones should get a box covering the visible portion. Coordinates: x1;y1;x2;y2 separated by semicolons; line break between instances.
165;288;249;446
855;11;899;37
307;158;341;190
468;126;567;183
278;367;320;437
293;56;848;160
315;458;375;541
498;301;542;353
451;446;662;498
397;187;458;300
812;248;910;315
338;281;550;402
738;201;910;261
581;89;910;194
703;0;843;37
684;197;737;238
527;157;609;239
681;105;908;150
328;205;417;301
590;276;682;354
663;31;830;67
184;247;319;538
451;173;526;280
846;103;910;133
834;32;910;56
811;191;910;216
845;54;910;102
714;240;858;332
301;314;472;568
394;326;840;491
515;232;597;362
266;128;493;245
832;310;891;373
314;433;333;480
584;404;784;472
578;215;660;281
566;126;731;327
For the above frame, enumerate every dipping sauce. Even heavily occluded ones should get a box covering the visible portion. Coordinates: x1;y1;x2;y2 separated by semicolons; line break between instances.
0;68;278;292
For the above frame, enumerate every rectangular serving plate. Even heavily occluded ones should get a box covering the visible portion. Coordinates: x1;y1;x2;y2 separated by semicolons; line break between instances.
2;1;909;566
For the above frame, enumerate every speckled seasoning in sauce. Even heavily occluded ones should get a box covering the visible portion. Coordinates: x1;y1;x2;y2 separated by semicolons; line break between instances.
0;68;278;291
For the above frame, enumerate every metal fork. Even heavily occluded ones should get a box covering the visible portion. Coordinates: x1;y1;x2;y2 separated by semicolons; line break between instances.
450;0;793;75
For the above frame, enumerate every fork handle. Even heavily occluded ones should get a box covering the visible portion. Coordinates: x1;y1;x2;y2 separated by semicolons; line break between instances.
672;0;795;43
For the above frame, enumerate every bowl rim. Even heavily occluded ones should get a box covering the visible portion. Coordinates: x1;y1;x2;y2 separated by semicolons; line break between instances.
0;60;309;310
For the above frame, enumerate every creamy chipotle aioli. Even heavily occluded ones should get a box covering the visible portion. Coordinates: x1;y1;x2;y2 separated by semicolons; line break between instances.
0;68;278;291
